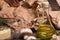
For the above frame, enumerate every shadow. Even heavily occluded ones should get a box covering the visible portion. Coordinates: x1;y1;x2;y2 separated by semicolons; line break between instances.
4;0;20;7
48;0;60;11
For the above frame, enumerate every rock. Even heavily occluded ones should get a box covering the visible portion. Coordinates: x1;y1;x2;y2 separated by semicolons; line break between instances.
25;0;37;6
0;7;15;18
0;27;11;40
12;6;35;30
0;5;36;30
0;0;10;10
57;0;60;6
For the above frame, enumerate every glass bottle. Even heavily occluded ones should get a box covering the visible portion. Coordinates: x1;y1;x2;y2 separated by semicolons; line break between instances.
36;2;56;40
